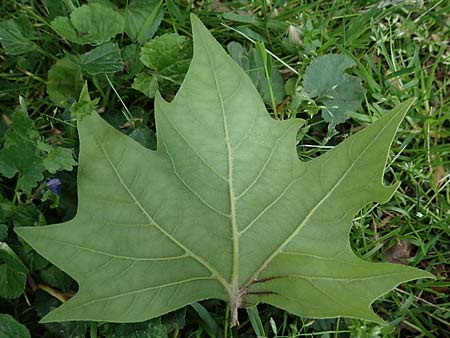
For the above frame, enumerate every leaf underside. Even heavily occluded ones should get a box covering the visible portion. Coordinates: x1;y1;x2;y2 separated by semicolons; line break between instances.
16;15;432;325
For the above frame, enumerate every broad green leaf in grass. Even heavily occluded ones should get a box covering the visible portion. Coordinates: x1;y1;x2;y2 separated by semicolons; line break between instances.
132;73;159;98
37;142;76;174
303;54;365;125
0;110;75;192
0;314;31;338
0;19;35;55
16;15;432;325
122;0;164;44
0;242;28;299
51;3;124;45
0;145;44;193
135;33;192;97
140;33;192;76
79;42;123;76
47;56;84;107
2;110;40;147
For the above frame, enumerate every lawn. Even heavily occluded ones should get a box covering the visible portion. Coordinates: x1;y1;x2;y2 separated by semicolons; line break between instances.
0;0;449;337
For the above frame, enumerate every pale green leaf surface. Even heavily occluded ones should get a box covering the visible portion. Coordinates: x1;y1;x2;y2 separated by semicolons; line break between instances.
138;33;192;95
51;4;124;45
79;42;123;75
303;54;365;124
321;75;365;123
0;314;31;338
132;73;159;98
140;33;191;74
16;15;431;324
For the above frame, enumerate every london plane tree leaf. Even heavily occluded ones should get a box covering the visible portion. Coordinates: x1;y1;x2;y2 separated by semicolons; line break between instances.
16;15;432;325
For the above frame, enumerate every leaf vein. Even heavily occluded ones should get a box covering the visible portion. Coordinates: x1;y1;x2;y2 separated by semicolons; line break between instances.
162;141;231;218
242;110;399;289
96;140;231;292
236;123;298;200
158;103;228;182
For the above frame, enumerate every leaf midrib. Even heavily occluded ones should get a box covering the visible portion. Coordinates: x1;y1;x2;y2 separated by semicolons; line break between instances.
198;32;239;297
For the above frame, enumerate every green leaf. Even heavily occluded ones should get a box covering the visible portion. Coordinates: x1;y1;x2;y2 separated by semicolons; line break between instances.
303;54;366;125
79;42;123;75
16;15;432;325
0;224;7;241
191;302;220;336
129;127;157;149
33;291;89;336
246;306;266;338
0;145;44;193
140;33;191;73
0;242;28;299
138;33;192;95
122;44;145;79
0;19;35;55
15;240;48;272
37;142;76;174
228;41;285;105
123;0;164;44
47;56;84;107
71;81;99;121
2;110;40;147
89;0;119;10
99;318;167;338
51;3;124;45
132;73;158;98
39;265;73;292
11;204;46;228
0;110;75;192
0;314;31;338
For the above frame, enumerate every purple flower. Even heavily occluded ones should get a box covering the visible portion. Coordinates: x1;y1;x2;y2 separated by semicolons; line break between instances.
46;178;61;195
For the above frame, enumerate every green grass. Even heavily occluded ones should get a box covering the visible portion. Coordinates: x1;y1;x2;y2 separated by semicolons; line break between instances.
0;0;449;337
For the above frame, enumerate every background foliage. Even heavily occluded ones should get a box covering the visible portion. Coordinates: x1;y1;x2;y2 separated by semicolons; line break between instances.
0;0;448;337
